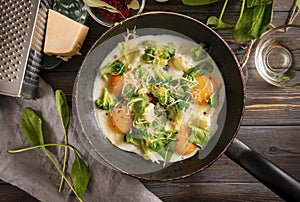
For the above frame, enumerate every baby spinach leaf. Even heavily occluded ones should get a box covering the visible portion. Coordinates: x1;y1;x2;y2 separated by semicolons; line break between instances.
22;107;45;147
206;16;234;29
182;0;219;6
157;140;177;165
55;90;70;192
232;0;273;41
125;134;150;153
208;86;221;108
187;126;210;148
71;151;91;198
190;43;208;61
183;61;214;80
206;0;234;30
247;0;272;7
55;90;70;130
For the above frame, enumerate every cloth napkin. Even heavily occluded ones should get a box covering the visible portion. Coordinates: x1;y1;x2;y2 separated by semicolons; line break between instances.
0;78;161;202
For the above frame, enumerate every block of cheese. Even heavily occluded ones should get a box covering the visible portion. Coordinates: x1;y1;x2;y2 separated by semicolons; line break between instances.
43;9;89;60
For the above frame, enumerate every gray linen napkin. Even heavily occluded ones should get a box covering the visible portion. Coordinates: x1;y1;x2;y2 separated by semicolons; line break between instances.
0;78;161;202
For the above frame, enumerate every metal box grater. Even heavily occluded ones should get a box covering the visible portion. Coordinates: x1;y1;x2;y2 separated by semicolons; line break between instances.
0;0;53;98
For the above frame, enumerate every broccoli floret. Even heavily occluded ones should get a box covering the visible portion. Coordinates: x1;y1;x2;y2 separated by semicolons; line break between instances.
148;130;177;152
128;94;151;130
164;42;176;58
167;102;184;123
141;41;175;66
126;129;177;164
124;134;150;154
183;61;214;80
141;48;156;64
151;85;173;107
148;130;177;164
100;60;125;80
95;87;115;110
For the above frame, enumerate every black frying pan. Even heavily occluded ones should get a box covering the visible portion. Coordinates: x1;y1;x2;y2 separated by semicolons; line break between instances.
73;12;300;201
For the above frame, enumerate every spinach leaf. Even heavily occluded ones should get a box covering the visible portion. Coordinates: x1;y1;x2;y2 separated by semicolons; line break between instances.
148;130;177;152
233;0;273;41
132;65;150;80
55;90;70;192
247;0;272;7
125;134;150;154
182;0;219;6
206;16;234;29
208;86;221;108
156;140;177;165
154;67;172;82
55;90;70;131
22;108;45;147
148;130;177;164
71;151;91;198
206;0;234;30
190;43;208;61
187;126;210;148
183;61;214;80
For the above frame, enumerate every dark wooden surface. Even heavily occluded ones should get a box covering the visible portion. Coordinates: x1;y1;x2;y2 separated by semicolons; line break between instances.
1;0;299;201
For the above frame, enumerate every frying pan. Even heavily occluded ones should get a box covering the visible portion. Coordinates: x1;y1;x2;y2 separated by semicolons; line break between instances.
73;12;300;201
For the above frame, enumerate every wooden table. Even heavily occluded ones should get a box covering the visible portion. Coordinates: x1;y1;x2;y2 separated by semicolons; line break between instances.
1;0;299;201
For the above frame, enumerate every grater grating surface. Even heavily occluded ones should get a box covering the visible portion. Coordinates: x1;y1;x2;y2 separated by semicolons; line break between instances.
0;0;52;98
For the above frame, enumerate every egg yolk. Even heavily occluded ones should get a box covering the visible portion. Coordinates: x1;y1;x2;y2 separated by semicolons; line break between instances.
175;126;197;156
192;76;215;105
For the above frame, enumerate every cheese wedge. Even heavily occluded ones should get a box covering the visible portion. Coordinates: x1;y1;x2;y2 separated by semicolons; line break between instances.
43;9;89;60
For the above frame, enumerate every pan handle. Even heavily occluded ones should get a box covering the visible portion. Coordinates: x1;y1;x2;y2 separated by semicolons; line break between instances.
225;138;300;201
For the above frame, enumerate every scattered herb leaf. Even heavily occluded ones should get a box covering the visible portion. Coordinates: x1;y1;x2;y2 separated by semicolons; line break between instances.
183;61;214;80
55;90;70;192
208;86;220;108
71;152;91;197
233;0;273;41
206;16;235;29
56;90;70;131
22;108;45;147
187;126;210;148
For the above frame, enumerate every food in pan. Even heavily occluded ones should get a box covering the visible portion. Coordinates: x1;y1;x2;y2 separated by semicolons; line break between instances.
94;33;225;164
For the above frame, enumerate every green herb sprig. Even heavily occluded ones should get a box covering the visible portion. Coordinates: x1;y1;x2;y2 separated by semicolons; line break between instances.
8;90;90;202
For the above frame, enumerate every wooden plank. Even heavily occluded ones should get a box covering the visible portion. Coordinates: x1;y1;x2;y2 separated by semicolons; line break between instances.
142;182;283;202
0;183;39;202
